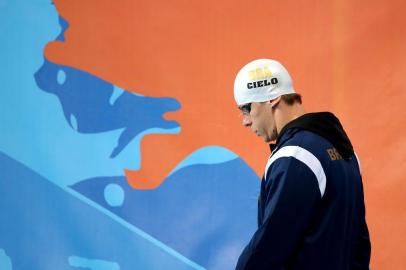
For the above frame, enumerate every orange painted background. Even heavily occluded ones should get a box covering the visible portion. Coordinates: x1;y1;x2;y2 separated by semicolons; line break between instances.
45;0;406;268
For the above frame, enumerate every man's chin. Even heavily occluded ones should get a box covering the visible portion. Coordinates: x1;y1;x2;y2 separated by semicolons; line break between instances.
263;136;272;143
255;133;273;143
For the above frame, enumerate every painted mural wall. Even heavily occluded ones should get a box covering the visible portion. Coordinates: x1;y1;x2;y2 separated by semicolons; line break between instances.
1;0;405;269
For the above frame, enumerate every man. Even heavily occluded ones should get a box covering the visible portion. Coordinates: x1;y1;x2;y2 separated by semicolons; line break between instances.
233;59;371;270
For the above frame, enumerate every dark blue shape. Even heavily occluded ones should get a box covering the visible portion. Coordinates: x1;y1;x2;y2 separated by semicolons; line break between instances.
56;16;68;41
34;60;180;158
71;159;260;270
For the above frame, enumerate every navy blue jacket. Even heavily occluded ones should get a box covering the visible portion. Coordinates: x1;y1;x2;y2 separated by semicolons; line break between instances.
236;112;371;270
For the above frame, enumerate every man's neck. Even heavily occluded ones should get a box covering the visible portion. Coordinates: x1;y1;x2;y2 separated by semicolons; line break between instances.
275;103;306;135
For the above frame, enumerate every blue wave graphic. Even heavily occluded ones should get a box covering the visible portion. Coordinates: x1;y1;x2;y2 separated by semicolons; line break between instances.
71;159;259;269
0;151;204;270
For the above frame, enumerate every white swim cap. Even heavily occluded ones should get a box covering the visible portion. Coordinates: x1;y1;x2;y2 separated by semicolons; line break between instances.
233;59;295;105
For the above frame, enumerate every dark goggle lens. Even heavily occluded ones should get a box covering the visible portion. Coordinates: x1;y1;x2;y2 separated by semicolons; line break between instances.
239;103;251;114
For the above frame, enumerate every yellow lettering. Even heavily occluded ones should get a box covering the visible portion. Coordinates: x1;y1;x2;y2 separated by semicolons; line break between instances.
333;148;343;160
327;149;336;160
255;68;264;80
327;148;343;161
248;66;273;81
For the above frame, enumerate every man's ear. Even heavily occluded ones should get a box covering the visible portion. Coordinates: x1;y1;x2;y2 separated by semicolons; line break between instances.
269;96;282;108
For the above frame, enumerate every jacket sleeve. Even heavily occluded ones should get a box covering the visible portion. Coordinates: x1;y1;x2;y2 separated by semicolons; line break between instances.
235;157;322;270
352;178;371;270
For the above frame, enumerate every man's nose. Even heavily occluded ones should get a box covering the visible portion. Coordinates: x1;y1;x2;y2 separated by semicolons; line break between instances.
242;115;252;127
